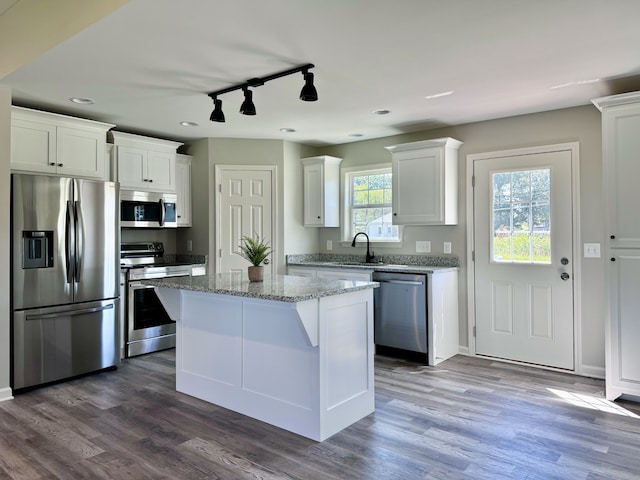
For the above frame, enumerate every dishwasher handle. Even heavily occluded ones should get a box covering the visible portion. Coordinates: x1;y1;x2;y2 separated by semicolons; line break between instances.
375;279;424;286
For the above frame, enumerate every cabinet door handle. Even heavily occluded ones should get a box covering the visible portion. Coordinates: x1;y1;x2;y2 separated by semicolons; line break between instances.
610;235;616;239
58;163;63;167
611;257;616;262
148;179;153;183
49;162;56;166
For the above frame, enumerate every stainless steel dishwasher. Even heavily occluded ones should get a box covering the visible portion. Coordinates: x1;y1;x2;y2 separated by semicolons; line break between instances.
373;271;428;359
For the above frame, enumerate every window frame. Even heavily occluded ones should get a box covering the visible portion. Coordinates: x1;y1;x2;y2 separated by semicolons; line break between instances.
341;163;403;246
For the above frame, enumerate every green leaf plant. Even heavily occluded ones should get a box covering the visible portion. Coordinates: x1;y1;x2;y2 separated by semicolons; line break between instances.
238;235;271;266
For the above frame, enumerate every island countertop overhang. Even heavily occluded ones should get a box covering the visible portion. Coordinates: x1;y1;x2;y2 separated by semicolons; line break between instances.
140;273;378;302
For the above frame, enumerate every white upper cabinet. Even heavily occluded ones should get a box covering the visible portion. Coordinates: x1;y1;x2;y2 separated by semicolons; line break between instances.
110;131;182;192
302;155;342;227
176;154;192;227
385;138;462;225
11;106;114;179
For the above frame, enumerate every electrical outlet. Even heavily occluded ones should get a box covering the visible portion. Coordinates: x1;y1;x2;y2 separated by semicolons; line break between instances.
187;240;193;252
416;240;431;253
443;242;452;254
326;240;333;251
584;242;600;258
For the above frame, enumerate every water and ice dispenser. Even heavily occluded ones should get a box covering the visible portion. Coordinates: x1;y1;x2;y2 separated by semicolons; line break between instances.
22;231;54;269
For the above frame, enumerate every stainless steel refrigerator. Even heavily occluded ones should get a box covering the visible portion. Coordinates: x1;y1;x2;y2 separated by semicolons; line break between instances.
11;173;120;391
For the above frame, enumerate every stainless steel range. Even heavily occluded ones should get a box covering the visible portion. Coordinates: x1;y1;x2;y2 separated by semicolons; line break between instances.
121;242;195;357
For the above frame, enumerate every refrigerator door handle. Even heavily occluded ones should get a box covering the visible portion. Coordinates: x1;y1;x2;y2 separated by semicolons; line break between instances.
65;200;76;284
74;200;83;283
159;198;165;227
25;303;114;321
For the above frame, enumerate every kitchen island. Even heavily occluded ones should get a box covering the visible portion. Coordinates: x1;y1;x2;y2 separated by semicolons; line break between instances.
142;273;377;441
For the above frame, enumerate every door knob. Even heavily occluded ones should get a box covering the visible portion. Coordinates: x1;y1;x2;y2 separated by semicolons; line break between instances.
560;272;570;281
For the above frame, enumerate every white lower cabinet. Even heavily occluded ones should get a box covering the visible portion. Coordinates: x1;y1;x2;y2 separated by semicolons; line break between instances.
287;266;320;278
288;266;372;282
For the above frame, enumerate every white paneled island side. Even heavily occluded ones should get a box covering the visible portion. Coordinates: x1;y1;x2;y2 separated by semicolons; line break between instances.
142;273;378;441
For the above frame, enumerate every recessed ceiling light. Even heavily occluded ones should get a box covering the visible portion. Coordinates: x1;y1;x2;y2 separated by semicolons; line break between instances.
425;91;454;99
69;97;95;105
372;109;391;115
280;128;296;133
348;133;364;137
550;78;601;90
180;121;198;127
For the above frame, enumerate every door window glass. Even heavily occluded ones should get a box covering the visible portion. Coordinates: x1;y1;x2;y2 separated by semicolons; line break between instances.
491;168;551;263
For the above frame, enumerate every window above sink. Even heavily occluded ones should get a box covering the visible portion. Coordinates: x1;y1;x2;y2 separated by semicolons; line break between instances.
342;164;403;245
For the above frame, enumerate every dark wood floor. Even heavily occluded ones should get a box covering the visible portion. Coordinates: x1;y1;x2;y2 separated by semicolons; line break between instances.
1;351;640;480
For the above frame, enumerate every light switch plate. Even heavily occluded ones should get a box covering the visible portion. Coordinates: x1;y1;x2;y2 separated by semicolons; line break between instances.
443;242;452;254
326;240;333;251
187;240;193;252
584;242;600;258
416;240;431;253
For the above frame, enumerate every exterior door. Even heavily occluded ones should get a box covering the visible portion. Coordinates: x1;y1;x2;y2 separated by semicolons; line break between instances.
216;166;274;276
472;146;575;369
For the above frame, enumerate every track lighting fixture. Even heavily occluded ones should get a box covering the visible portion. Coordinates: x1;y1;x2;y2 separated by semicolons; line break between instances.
299;70;318;101
207;63;316;123
240;88;256;116
210;97;225;122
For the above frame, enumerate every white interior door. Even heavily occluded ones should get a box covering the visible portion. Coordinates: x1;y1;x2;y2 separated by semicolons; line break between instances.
216;166;274;275
473;147;575;369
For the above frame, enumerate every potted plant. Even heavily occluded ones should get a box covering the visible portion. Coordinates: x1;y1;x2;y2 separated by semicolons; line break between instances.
239;234;271;282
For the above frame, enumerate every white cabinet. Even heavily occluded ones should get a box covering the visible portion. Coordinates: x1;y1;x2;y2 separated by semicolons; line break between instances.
593;91;640;400
315;269;372;282
110;131;182;192
11;106;114;179
302;156;342;227
286;266;319;278
385;138;462;225
288;265;372;282
176;154;192;227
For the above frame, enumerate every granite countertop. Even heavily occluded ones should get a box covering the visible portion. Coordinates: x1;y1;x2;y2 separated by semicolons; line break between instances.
141;273;378;303
287;253;460;274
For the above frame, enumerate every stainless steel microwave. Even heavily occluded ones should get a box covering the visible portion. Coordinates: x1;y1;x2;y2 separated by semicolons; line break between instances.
120;191;177;228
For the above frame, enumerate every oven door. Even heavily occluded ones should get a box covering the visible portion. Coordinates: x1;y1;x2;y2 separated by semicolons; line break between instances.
127;282;175;342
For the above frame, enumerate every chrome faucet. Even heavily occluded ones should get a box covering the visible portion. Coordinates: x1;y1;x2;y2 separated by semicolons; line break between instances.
351;232;376;263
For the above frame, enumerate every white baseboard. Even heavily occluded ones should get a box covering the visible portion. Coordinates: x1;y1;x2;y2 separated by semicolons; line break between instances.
0;387;14;402
580;364;605;379
457;346;470;356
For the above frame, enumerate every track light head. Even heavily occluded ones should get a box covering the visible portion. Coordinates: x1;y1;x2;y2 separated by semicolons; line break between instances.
300;71;318;102
240;88;256;115
210;97;225;123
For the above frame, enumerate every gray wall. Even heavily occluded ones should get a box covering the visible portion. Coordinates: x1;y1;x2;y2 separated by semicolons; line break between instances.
309;105;604;372
179;138;317;274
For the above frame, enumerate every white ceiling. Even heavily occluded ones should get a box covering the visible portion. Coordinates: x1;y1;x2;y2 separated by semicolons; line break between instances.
3;0;640;146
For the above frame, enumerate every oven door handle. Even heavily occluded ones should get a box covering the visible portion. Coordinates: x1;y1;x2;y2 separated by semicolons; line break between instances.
129;272;190;282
